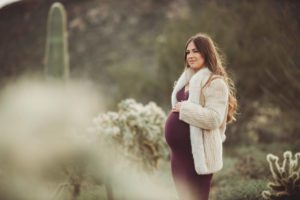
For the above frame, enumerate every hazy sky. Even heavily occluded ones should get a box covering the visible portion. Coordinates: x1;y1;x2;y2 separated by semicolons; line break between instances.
0;0;21;9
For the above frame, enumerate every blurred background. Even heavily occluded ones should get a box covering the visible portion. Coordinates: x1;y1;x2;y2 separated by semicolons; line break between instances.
0;0;299;200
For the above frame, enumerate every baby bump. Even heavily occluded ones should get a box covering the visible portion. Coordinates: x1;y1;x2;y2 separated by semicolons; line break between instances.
164;111;190;151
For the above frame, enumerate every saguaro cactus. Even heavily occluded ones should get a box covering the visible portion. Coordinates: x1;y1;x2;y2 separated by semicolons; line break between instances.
45;2;69;80
262;151;300;200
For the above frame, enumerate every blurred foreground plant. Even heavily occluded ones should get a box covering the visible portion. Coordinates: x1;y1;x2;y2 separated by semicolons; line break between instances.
262;151;300;200
89;98;168;172
0;79;175;200
0;78;107;200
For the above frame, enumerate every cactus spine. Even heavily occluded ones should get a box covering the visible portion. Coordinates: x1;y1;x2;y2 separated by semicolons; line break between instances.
45;2;69;80
262;151;300;200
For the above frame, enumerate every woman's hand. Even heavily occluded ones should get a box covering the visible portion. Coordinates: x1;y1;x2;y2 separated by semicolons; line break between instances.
172;102;183;112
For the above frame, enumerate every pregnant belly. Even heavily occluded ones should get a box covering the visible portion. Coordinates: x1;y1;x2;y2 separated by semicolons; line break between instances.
164;111;190;151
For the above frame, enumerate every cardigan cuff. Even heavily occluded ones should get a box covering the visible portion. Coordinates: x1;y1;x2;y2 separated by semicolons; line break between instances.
179;101;194;123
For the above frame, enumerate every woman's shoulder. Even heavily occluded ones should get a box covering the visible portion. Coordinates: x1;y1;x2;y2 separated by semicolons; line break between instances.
210;75;226;85
204;76;229;95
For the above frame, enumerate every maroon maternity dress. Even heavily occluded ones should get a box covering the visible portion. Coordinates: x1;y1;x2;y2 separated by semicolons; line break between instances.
165;87;213;200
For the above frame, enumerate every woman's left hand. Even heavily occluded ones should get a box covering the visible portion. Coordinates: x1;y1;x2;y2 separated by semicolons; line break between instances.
172;102;182;112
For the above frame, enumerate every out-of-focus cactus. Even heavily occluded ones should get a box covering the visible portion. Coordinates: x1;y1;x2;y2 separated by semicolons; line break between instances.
89;99;168;172
262;151;300;200
45;2;69;80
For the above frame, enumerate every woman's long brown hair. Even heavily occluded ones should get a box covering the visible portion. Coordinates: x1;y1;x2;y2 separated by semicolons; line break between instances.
184;33;237;123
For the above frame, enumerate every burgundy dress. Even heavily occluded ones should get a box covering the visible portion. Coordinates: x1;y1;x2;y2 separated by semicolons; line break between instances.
165;87;213;200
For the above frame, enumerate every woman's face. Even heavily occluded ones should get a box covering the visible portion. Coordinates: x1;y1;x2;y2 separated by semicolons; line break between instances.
186;41;205;71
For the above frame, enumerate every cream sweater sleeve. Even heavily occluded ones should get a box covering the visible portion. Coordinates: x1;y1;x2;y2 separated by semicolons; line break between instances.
179;78;229;130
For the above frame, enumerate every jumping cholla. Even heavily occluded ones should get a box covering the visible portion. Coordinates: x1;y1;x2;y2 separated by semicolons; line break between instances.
262;151;300;200
89;99;168;172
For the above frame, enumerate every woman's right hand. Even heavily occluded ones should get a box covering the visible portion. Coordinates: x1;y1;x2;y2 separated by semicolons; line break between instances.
172;102;183;112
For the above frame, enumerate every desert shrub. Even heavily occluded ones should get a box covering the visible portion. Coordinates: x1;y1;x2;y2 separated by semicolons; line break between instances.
234;154;270;180
216;178;267;200
225;145;269;178
258;143;299;156
213;156;238;187
0;79;106;200
89;98;168;172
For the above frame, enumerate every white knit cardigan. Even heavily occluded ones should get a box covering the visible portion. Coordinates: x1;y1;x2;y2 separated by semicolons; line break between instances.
171;67;229;174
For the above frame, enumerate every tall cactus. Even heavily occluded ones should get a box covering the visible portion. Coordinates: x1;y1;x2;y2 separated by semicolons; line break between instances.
45;2;69;80
262;151;300;200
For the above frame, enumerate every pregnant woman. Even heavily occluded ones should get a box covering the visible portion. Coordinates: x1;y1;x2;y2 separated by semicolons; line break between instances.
165;33;237;200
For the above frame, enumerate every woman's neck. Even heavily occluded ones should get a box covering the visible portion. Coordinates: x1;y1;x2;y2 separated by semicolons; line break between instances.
192;65;206;73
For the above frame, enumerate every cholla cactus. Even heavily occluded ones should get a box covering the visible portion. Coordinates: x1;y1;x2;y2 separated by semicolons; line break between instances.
89;99;168;172
262;151;300;200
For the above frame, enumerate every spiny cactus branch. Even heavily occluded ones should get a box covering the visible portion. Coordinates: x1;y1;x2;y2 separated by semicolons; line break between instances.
262;151;300;200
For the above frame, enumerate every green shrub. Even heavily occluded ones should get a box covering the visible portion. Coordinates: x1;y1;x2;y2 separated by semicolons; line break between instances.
213;156;238;187
216;178;267;200
225;145;270;180
234;154;270;180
